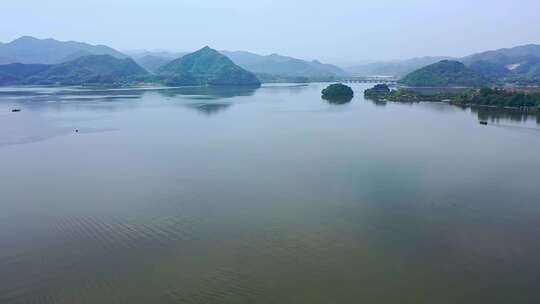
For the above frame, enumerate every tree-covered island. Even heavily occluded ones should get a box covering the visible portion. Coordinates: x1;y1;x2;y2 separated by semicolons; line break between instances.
364;84;540;111
322;83;354;97
322;83;354;104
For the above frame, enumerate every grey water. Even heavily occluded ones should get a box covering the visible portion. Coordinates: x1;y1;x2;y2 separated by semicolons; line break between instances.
1;83;539;304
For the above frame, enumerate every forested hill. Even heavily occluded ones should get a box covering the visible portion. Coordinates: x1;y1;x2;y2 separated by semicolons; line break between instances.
0;55;148;85
158;46;260;86
400;60;489;87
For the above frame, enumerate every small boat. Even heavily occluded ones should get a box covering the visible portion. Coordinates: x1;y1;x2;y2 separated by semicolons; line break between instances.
479;121;488;125
11;109;21;112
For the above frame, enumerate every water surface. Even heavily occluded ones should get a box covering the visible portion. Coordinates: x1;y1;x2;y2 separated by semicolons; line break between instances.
1;84;539;304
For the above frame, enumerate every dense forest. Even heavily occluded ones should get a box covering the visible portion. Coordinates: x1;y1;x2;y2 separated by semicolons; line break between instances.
365;84;540;109
400;60;489;87
157;46;260;86
0;55;149;85
454;88;540;108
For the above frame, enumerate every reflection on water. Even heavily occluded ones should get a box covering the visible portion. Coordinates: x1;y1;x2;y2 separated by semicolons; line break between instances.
472;106;540;125
367;98;387;107
1;83;540;304
157;85;258;100
365;92;540;125
0;87;146;102
156;86;257;115
185;102;233;115
261;84;309;94
322;95;353;105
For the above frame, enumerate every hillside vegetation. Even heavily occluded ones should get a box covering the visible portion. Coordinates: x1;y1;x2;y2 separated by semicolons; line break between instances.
0;55;148;85
158;47;260;86
400;60;488;87
364;84;540;109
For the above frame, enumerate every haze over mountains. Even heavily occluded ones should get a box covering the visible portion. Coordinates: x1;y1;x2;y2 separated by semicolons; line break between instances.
0;45;260;86
461;44;540;65
220;51;346;79
125;50;189;73
346;57;454;77
349;44;540;80
0;36;125;64
0;36;344;80
398;45;540;86
1;35;540;86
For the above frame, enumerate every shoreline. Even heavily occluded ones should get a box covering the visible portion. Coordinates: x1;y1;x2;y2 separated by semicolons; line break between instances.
373;97;539;114
364;84;540;114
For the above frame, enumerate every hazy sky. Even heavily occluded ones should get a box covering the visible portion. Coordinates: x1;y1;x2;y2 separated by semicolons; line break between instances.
1;0;539;64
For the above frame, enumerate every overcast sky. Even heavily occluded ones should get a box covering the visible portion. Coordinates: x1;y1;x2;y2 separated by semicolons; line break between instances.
1;0;539;64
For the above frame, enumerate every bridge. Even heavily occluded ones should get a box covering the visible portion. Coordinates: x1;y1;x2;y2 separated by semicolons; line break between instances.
341;76;399;84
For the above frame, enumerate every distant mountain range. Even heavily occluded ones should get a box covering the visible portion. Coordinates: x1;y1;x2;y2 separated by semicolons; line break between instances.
2;36;540;86
398;44;540;86
350;44;540;84
0;36;342;81
130;49;347;80
0;36;126;64
0;46;260;86
124;50;188;60
126;50;189;73
461;44;540;83
346;56;454;77
220;51;347;80
134;55;173;73
461;44;540;65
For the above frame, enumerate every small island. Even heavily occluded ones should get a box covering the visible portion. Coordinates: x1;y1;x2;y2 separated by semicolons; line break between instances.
321;83;354;104
364;84;391;99
322;83;354;98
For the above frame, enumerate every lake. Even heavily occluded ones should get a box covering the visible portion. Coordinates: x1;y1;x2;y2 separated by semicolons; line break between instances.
1;83;539;304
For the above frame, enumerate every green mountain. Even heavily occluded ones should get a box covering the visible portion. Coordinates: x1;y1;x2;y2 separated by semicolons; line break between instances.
469;60;510;80
158;47;260;86
347;44;540;82
0;36;127;64
462;44;540;65
221;50;346;79
400;60;489;87
504;56;540;82
22;55;149;85
460;44;540;82
0;63;52;84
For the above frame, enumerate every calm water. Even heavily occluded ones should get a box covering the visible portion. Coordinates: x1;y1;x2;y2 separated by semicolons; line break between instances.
1;83;540;304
